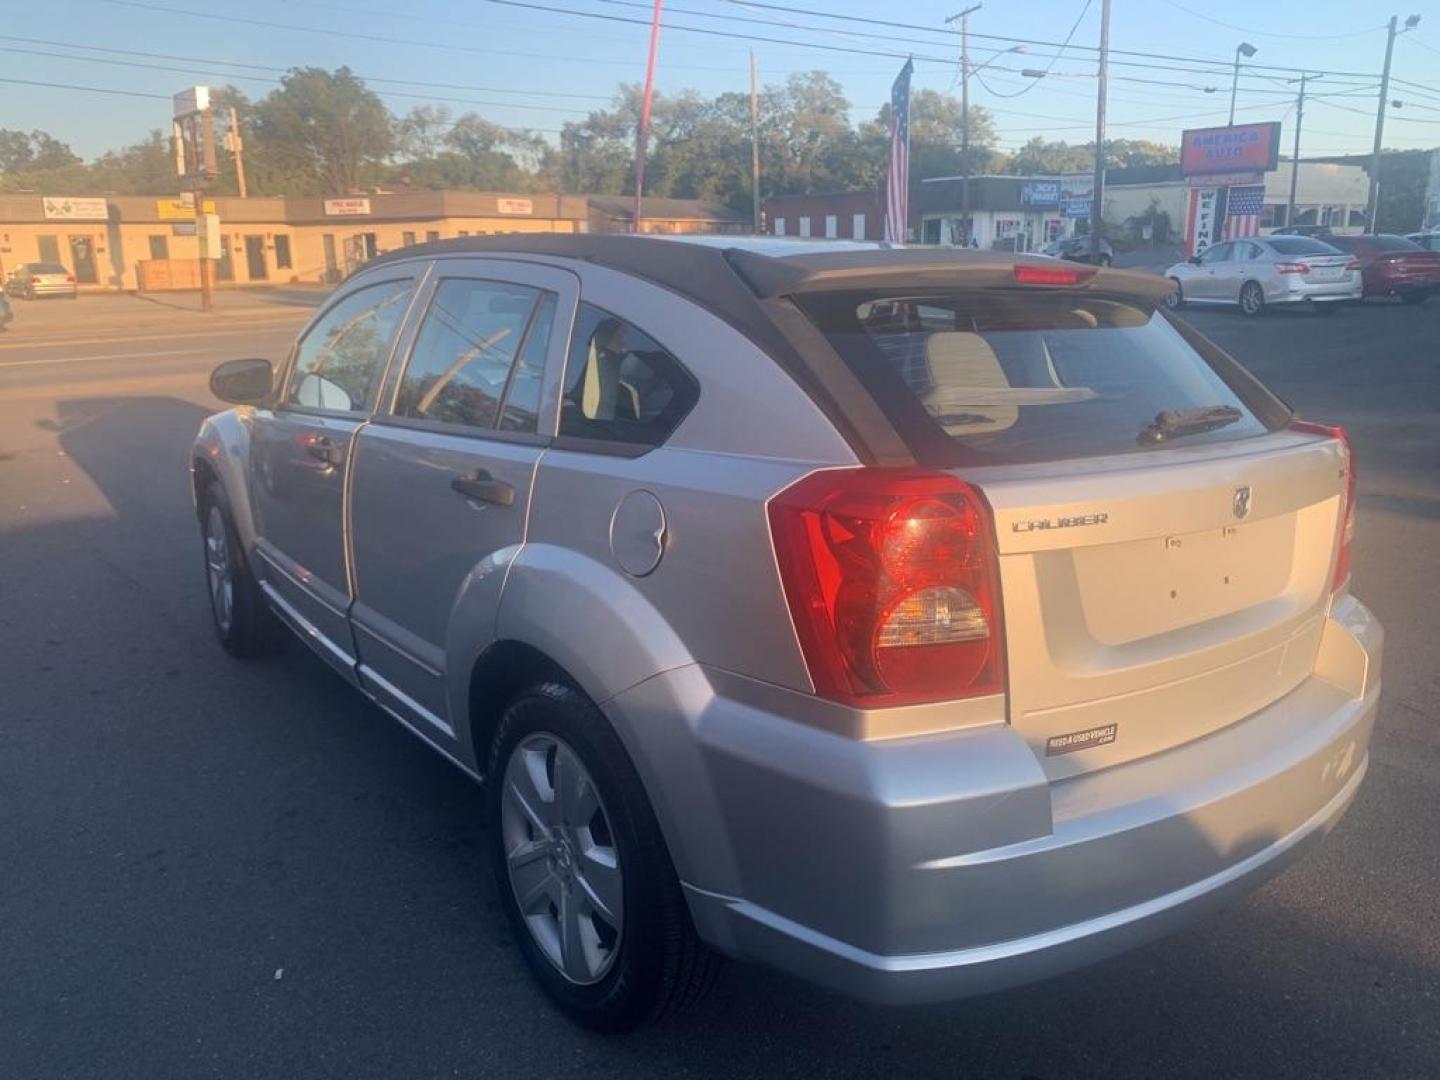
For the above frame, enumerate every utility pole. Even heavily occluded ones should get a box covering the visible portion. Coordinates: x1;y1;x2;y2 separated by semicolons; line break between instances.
945;4;982;246
193;107;216;313
1285;74;1314;227
228;105;248;199
750;50;761;234
632;0;665;234
1368;14;1420;232
1089;0;1110;261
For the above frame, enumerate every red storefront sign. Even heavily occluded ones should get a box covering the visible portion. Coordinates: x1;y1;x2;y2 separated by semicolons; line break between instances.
1181;122;1281;177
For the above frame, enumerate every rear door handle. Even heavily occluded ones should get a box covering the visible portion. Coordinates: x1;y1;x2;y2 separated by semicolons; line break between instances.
450;470;515;507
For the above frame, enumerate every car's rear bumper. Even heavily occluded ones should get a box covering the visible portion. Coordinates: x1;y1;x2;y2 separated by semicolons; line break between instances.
26;283;77;296
1269;278;1363;303
605;594;1381;1005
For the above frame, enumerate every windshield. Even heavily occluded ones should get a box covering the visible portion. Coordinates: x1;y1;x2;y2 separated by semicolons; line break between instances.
796;289;1271;466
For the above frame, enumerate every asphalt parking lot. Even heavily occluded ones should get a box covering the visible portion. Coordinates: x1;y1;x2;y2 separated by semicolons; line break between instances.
1;296;1437;1079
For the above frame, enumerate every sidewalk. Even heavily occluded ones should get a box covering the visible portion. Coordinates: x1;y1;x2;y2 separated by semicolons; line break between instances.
1;285;326;339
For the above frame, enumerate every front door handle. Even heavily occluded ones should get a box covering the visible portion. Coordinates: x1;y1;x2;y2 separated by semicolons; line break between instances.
302;434;345;467
451;470;515;507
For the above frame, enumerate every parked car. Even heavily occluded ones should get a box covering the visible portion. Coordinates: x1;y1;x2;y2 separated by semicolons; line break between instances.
6;261;78;299
1163;236;1361;315
194;236;1380;1031
1323;233;1440;303
1049;235;1113;266
1404;231;1440;253
0;291;12;330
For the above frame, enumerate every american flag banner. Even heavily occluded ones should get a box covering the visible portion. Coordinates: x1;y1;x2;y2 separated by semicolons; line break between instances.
884;58;914;244
1222;184;1265;239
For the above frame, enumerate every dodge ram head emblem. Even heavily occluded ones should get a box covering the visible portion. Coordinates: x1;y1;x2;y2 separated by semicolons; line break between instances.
1232;485;1252;520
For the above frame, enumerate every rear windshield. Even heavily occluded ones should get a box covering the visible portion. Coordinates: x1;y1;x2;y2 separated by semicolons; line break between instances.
1370;234;1423;252
1266;237;1340;255
30;263;68;274
796;290;1272;466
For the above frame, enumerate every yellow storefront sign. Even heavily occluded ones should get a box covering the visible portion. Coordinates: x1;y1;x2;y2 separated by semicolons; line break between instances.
157;198;216;220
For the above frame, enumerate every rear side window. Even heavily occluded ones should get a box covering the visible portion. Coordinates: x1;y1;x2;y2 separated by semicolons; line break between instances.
796;290;1271;466
287;279;412;412
559;303;698;448
395;278;545;430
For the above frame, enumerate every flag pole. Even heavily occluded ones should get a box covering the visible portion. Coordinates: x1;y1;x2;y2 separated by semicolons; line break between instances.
633;0;665;234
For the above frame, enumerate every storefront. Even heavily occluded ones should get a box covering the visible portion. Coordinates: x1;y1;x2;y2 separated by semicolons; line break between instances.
915;174;1091;251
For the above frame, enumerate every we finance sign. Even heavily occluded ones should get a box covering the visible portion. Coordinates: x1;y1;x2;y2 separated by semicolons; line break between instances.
1181;122;1281;177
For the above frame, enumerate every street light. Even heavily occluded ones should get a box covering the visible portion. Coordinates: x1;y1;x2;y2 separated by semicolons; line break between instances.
1228;41;1257;126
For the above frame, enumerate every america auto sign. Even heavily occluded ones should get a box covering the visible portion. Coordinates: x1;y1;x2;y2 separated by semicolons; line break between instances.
1180;122;1282;177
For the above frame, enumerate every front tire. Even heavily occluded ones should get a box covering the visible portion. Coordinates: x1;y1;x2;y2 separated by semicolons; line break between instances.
489;683;720;1032
1239;280;1266;316
198;481;285;657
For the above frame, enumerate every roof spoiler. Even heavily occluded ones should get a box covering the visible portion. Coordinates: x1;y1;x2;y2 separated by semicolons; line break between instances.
724;247;1173;304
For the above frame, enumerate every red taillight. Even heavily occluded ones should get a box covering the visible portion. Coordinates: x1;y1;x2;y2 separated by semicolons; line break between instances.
66;274;75;283
1344;259;1362;271
1274;261;1311;275
768;468;1005;707
1291;420;1354;592
1014;264;1097;286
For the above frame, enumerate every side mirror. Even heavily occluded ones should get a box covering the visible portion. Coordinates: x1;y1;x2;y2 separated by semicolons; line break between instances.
210;358;274;405
1188;255;1202;265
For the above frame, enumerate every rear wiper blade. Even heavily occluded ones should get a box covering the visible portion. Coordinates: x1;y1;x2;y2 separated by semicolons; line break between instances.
1137;404;1243;446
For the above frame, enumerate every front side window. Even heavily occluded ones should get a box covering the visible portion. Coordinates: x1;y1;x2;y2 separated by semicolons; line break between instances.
395;278;544;430
286;279;412;412
1198;242;1231;264
559;303;697;448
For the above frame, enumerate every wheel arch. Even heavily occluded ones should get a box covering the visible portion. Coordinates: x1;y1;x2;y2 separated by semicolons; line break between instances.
191;409;259;552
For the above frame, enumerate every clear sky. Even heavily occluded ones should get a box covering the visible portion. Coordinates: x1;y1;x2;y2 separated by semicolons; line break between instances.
7;0;1440;163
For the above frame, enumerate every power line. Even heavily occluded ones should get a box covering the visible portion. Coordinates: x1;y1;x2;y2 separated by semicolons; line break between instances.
974;0;1093;99
1156;0;1386;41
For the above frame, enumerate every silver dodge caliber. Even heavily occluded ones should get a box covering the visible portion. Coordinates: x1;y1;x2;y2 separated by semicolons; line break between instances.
192;236;1381;1031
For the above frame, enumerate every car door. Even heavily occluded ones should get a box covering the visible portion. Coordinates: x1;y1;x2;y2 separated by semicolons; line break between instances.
1226;240;1265;303
248;270;422;681
347;259;577;743
1199;241;1240;301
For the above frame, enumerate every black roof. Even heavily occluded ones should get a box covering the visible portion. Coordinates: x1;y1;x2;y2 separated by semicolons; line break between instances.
362;234;1173;465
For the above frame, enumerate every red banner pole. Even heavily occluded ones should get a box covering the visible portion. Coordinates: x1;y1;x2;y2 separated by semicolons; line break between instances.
632;0;664;234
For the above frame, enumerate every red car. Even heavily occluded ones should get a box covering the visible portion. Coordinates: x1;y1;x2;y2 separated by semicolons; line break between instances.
1324;233;1440;304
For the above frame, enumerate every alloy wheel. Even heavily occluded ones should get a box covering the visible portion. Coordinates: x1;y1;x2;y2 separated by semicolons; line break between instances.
204;505;234;636
500;732;624;985
1241;283;1263;315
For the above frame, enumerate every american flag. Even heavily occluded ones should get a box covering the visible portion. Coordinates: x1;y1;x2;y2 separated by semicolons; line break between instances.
884;58;914;244
1222;184;1265;239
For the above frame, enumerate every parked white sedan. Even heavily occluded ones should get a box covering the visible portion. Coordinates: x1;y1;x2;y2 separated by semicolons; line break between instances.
1165;236;1361;316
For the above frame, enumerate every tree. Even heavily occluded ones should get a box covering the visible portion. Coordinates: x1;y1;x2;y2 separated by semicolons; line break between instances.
0;129;79;174
1107;138;1178;169
1005;137;1095;175
864;91;1000;181
251;67;394;195
396;105;452;161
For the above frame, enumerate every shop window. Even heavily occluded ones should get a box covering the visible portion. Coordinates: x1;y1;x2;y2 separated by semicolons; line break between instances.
148;235;169;260
274;235;293;270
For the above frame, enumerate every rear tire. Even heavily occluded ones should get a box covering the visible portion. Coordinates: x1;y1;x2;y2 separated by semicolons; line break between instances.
1240;281;1266;317
198;481;285;657
488;682;721;1032
1400;291;1429;305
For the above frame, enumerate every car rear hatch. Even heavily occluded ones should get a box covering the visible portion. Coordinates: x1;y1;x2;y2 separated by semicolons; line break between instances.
765;255;1348;776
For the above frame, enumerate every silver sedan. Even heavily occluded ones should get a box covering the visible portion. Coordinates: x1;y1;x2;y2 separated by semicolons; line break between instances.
1165;235;1361;315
